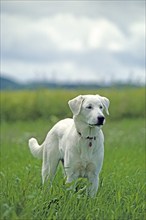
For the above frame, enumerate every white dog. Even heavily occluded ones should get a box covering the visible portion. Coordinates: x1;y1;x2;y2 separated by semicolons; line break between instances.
29;94;110;197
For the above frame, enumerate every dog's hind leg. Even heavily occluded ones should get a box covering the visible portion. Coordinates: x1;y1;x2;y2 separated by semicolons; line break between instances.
42;143;60;185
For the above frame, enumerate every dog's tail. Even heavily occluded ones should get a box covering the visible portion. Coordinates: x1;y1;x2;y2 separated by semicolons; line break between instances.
28;138;43;159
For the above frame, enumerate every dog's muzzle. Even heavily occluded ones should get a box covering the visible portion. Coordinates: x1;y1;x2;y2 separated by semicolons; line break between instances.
89;116;105;127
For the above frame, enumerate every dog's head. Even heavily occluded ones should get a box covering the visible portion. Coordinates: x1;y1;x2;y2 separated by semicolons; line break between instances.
68;94;110;127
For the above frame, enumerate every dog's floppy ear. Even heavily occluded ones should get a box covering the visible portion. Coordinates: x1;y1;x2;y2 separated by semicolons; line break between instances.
68;95;84;115
97;95;110;115
101;96;110;115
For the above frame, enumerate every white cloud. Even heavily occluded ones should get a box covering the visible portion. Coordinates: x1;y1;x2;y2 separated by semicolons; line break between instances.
3;12;144;56
88;19;126;51
1;2;145;84
2;13;128;54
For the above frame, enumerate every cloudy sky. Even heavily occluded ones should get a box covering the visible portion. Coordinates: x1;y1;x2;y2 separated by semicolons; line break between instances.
1;0;145;84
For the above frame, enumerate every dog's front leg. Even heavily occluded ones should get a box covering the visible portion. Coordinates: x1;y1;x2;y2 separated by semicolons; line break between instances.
66;172;78;183
87;175;99;197
65;170;79;192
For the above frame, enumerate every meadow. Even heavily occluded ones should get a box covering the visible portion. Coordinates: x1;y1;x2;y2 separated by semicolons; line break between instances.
0;88;145;220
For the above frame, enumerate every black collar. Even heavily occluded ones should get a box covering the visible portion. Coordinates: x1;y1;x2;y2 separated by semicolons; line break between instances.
77;131;97;140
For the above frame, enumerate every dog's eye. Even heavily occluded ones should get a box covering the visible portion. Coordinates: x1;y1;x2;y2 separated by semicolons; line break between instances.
99;105;103;109
86;105;93;109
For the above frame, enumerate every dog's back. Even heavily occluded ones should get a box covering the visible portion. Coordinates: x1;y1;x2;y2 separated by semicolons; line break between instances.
28;118;73;159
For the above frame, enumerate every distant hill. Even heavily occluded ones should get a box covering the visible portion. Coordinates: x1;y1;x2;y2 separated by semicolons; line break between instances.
0;75;143;90
0;76;104;90
0;76;23;90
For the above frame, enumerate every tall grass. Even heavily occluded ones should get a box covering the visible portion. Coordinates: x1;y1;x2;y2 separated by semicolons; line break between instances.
0;87;145;122
0;88;145;219
0;119;145;220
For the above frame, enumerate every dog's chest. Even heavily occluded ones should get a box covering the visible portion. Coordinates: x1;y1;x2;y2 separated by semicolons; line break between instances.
75;139;97;177
78;138;97;157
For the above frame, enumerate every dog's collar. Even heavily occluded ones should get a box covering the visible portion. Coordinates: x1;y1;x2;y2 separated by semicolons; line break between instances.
77;131;97;140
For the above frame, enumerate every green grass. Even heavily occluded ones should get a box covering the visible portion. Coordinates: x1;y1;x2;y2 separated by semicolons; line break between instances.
1;87;145;121
0;118;145;220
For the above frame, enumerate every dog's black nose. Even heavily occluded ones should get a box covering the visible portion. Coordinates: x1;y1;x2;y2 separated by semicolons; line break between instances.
97;116;105;125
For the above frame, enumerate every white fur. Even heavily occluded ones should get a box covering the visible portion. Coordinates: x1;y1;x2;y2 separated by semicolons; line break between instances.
28;94;110;197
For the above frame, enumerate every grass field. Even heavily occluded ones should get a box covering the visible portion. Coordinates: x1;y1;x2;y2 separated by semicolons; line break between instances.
0;88;145;219
1;88;145;121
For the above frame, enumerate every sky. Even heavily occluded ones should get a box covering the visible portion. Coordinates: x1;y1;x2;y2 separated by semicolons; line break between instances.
1;0;145;84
